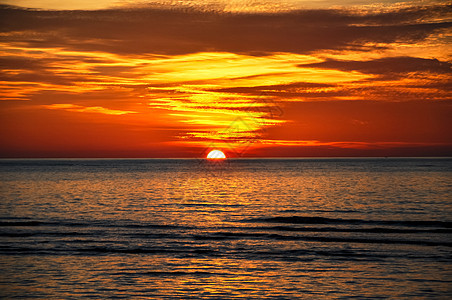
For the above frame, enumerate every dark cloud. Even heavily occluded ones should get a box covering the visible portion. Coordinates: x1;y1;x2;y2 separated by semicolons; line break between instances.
208;82;334;94
207;76;451;102
0;4;450;55
300;57;452;76
0;57;46;69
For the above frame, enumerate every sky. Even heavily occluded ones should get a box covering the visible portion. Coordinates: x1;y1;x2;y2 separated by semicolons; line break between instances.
0;0;451;158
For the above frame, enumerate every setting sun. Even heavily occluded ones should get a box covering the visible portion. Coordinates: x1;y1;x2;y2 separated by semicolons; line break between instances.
206;150;226;159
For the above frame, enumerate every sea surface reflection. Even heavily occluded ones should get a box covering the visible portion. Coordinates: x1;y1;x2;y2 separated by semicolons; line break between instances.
0;158;451;298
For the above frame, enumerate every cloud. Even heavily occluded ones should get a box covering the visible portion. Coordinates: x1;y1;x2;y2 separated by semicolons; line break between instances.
208;82;334;94
300;56;452;76
0;4;450;55
43;103;138;115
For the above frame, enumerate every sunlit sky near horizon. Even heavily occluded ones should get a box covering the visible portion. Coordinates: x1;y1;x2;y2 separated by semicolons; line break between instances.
0;0;447;10
0;0;450;157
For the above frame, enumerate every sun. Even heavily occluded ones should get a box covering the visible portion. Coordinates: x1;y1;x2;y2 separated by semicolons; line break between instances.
206;149;226;159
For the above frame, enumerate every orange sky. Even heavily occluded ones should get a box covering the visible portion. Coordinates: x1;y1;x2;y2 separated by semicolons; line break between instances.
0;1;451;157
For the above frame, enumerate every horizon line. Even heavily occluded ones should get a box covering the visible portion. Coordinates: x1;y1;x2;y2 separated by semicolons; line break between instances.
1;156;451;160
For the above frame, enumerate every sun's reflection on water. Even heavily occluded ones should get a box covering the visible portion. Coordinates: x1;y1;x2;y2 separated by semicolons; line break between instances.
1;159;451;298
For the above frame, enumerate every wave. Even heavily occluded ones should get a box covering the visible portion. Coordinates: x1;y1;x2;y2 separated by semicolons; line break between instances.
0;232;91;237
191;232;452;246
0;221;44;226
0;220;189;230
247;216;452;228
0;246;220;256
251;226;452;234
2;225;449;240
177;203;245;207
1;240;450;262
111;271;216;277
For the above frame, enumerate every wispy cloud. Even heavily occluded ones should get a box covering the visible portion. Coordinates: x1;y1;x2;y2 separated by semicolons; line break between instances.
43;104;137;115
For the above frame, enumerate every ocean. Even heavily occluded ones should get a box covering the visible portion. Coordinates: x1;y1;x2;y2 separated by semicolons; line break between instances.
0;158;451;299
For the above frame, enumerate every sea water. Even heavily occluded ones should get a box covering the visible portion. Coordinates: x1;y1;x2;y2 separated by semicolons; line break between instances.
0;158;451;298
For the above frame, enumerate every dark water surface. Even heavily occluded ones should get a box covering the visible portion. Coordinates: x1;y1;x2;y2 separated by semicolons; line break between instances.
0;158;451;298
